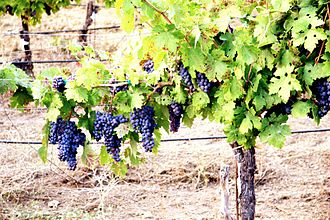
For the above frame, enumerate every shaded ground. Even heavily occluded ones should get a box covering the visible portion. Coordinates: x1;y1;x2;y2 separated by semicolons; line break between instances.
0;107;329;220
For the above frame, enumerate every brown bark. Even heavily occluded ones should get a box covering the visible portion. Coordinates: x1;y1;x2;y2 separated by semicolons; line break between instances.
79;1;99;45
19;17;34;78
231;142;256;220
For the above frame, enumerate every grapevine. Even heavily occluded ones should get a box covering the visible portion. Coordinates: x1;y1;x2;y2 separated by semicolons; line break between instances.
1;0;330;218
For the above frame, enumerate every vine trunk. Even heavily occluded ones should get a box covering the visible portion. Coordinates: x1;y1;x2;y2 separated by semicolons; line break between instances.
231;142;256;220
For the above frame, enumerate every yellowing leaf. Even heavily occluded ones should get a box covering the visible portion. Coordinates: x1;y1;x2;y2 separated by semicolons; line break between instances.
239;117;253;134
304;28;327;52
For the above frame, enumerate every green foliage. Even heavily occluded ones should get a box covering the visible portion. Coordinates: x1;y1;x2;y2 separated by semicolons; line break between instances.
0;0;80;24
1;0;329;172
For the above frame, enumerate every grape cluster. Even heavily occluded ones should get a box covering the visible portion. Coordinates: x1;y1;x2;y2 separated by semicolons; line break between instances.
178;63;196;92
49;118;86;170
265;102;293;118
5;5;14;15
196;71;212;93
93;112;128;162
311;78;330;118
130;106;157;152
168;102;184;132
109;78;128;94
52;76;66;93
44;4;52;16
143;60;154;73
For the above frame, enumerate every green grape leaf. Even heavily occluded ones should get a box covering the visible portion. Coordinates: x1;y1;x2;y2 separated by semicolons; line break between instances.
236;46;259;65
155;32;178;52
192;91;210;110
260;124;291;148
253;95;266;111
271;0;292;12
269;65;301;101
65;83;89;103
130;92;144;109
38;146;48;163
81;144;95;167
45;94;62;121
214;61;227;80
239;117;253;134
291;101;311;118
99;145;110;165
10;86;33;109
304;29;327;52
182;113;194;128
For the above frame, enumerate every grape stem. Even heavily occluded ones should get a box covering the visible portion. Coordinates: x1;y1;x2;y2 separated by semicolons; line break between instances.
141;0;190;45
142;0;172;24
146;81;173;101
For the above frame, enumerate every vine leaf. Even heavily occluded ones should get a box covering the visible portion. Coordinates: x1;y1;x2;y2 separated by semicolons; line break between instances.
291;101;311;118
130;93;144;109
155;32;178;52
269;65;301;102
65;84;88;103
192;92;210;110
260;124;291;148
271;0;291;12
45;94;62;121
99;145;110;165
239;117;253;134
304;29;327;52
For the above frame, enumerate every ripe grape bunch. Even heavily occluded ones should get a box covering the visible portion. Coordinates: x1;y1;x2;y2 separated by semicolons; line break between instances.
311;78;330;118
130;106;157;152
52;76;66;93
93;112;128;162
168;102;184;132
196;71;212;93
143;59;154;73
178;62;196;92
49;117;86;170
109;78;128;94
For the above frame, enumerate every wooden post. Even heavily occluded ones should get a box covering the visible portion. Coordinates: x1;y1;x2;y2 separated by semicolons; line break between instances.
79;1;99;46
19;16;34;78
231;142;256;220
219;164;232;220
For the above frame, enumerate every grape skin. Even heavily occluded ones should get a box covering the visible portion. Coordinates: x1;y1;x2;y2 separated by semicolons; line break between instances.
49;118;86;170
311;78;330;118
93;112;128;162
130;106;156;152
52;76;66;93
196;71;212;93
143;60;154;73
168;102;183;132
178;62;196;92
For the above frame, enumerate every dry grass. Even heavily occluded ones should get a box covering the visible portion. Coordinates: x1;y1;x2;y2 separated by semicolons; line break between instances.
0;105;329;219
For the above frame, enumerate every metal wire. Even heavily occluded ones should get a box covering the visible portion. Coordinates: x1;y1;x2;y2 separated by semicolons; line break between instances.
1;107;82;183
3;26;121;36
0;128;329;145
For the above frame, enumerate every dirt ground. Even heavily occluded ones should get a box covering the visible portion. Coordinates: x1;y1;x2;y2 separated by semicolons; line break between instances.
0;105;329;220
0;2;330;220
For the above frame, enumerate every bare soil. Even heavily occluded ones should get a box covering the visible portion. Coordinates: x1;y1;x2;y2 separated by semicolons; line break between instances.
0;106;329;220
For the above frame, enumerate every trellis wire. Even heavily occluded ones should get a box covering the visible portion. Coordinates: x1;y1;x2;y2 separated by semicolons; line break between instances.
0;128;329;145
2;25;121;36
0;107;82;183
